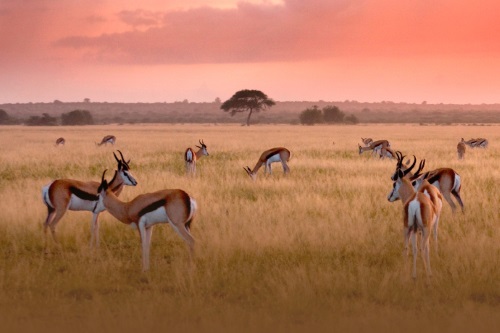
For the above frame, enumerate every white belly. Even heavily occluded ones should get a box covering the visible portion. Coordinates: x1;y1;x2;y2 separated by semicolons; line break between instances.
267;154;281;164
68;195;98;211
142;206;169;227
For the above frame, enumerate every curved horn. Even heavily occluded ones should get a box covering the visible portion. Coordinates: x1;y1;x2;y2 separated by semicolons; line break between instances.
199;139;203;145
102;169;108;181
411;159;426;180
118;150;125;161
402;155;416;176
113;152;120;163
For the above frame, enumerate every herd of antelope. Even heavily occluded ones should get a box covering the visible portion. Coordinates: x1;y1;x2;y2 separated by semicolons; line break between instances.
43;133;486;277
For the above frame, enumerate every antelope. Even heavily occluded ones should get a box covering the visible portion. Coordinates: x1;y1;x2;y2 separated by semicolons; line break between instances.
388;159;443;253
96;170;197;271
358;139;391;158
461;137;488;148
391;152;464;213
42;150;137;251
389;168;439;279
185;139;209;176
55;137;66;146
97;135;116;146
244;147;291;181
457;142;466;160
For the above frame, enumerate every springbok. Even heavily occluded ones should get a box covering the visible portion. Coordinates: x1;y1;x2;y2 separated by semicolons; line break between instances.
391;152;464;213
185;139;209;176
42;150;137;251
96;170;197;271
457;142;466;160
97;135;116;146
461;137;488;148
390;168;439;279
55;137;66;146
388;159;443;253
358;139;391;158
244;147;291;181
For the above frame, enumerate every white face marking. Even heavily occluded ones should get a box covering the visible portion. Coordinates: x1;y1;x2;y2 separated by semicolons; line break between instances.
387;181;401;202
121;170;138;186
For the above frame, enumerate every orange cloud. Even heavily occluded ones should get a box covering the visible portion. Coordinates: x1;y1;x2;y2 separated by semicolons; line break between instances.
53;0;500;64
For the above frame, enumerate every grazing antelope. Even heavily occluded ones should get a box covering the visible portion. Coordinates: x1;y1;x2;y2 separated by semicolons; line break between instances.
358;139;390;158
391;152;464;213
96;170;197;271
457;142;466;160
388;160;443;253
42;150;137;251
461;137;488;148
244;147;291;181
185;139;209;176
55;137;66;146
97;135;116;146
390;168;439;279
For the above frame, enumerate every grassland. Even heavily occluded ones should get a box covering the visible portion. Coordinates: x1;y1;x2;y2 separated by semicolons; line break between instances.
0;124;499;333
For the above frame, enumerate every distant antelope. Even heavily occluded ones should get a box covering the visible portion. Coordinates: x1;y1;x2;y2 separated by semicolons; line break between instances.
55;137;66;146
97;135;116;146
461;137;488;148
388;159;443;253
457;142;466;160
391;152;464;213
42;151;137;251
358;139;390;158
96;170;197;271
244;147;291;181
390;168;440;279
185;139;209;176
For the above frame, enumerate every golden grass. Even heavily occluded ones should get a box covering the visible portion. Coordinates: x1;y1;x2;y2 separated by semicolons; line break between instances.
0;124;499;333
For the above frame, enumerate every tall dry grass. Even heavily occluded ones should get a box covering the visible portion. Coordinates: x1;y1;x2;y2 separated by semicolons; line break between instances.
0;124;499;333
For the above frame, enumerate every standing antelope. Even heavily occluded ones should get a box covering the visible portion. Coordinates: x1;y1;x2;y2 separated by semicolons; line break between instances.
358;139;391;158
388;159;443;253
389;168;439;279
55;137;66;146
185;139;209;176
457;142;466;160
42;151;137;251
244;147;291;181
461;137;488;148
96;170;197;271
97;135;116;146
391;152;464;213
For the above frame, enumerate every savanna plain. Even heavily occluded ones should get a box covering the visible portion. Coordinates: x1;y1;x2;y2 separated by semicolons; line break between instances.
0;124;499;333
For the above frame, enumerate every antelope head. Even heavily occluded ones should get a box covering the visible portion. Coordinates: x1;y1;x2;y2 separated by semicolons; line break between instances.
244;166;256;181
113;150;138;186
196;139;209;156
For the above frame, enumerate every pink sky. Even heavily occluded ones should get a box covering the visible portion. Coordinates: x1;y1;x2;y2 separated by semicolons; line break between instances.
1;0;499;104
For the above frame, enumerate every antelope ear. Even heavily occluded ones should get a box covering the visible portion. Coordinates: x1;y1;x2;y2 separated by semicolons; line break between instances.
196;145;201;149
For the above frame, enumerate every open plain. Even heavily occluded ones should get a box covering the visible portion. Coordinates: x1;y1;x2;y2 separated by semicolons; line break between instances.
0;124;499;333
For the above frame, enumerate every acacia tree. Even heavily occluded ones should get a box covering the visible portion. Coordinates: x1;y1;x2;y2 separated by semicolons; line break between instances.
220;89;275;126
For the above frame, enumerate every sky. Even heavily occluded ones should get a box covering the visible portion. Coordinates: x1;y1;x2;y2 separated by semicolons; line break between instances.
1;0;499;104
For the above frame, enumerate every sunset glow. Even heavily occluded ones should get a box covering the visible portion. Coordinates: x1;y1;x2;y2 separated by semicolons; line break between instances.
1;0;499;104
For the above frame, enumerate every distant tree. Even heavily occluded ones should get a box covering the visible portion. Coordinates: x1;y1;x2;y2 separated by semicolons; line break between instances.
220;89;275;126
61;110;94;125
26;113;58;126
0;109;10;124
323;105;345;123
299;106;323;125
344;114;359;124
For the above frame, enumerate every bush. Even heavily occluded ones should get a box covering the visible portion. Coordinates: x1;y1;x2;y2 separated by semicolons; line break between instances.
323;105;345;123
299;106;323;125
26;113;58;126
61;110;94;125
